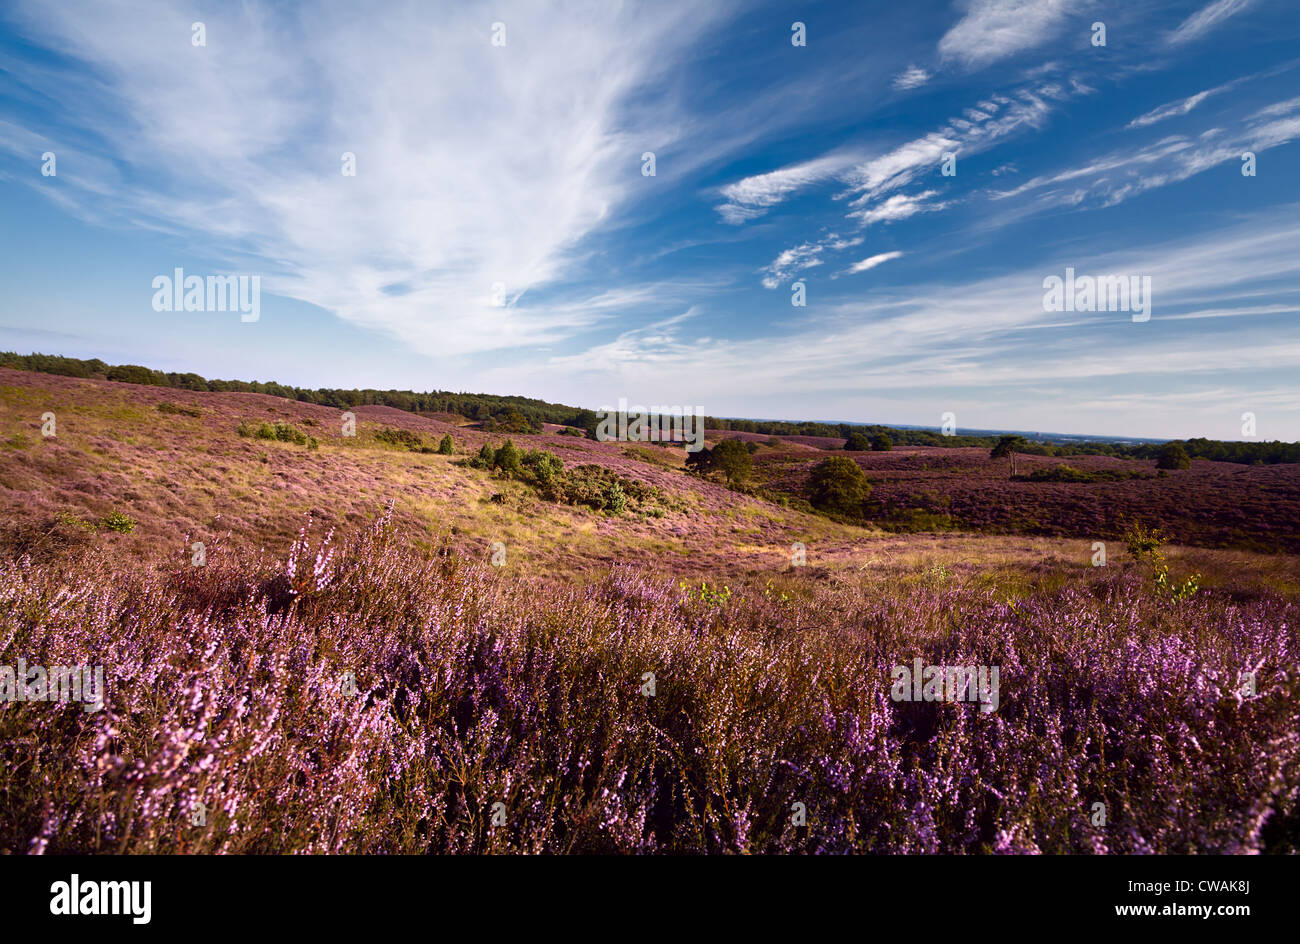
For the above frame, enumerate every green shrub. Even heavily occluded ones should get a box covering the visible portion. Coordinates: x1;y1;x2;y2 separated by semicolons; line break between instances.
605;480;627;515
157;402;202;418
1122;521;1200;600
101;511;136;533
492;439;523;476
238;420;310;446
276;423;308;445
438;434;454;454
522;449;563;487
375;427;423;450
556;465;661;513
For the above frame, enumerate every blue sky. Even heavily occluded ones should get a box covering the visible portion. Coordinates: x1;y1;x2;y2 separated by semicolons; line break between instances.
1;0;1298;439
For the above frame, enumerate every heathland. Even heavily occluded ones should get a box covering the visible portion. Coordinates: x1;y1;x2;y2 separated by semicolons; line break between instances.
1;364;1297;853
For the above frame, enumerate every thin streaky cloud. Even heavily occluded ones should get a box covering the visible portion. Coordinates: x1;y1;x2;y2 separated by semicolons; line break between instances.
847;251;904;274
1167;0;1256;47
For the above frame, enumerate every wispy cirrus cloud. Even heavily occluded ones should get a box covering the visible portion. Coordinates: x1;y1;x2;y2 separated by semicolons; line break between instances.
715;153;858;224
993;100;1300;211
720;80;1084;233
542;209;1300;438
0;0;740;358
1128;89;1219;128
760;241;826;289
840;84;1073;222
1167;0;1256;47
892;65;931;90
850;191;946;226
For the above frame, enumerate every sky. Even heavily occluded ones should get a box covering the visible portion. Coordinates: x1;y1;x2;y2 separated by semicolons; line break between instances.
0;0;1298;440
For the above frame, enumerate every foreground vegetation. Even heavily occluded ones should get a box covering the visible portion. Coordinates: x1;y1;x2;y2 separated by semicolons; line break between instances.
2;512;1296;854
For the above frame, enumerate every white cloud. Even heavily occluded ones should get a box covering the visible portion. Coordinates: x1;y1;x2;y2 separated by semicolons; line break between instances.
1128;90;1216;128
1250;95;1300;120
761;242;825;289
991;103;1300;211
840;85;1066;223
2;0;737;358
892;65;931;90
846;251;903;274
1168;0;1256;47
540;210;1300;438
715;78;1080;232
715;153;858;224
849;191;945;226
1126;74;1258;129
938;0;1070;69
842;134;959;203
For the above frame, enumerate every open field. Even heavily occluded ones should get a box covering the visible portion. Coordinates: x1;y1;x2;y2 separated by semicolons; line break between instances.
2;368;1299;853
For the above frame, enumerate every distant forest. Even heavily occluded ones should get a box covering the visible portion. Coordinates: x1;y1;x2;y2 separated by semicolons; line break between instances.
4;350;1297;464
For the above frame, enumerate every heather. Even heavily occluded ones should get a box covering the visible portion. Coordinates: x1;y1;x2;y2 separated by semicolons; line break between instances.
753;445;1300;553
3;514;1297;854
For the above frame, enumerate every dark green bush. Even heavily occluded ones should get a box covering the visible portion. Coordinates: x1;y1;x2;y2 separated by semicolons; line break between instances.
806;456;872;516
375;427;423;450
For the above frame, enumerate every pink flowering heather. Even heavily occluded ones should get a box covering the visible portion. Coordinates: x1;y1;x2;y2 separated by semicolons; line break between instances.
2;510;1296;854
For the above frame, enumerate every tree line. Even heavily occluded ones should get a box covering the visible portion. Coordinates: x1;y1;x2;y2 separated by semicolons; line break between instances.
0;351;598;433
4;351;1295;464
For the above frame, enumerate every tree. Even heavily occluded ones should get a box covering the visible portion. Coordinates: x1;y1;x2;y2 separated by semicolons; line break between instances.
870;432;893;451
573;409;599;440
438;434;454;454
711;439;752;487
806;456;871;516
685;446;714;474
844;431;871;451
1156;442;1191;470
106;364;166;386
990;435;1028;477
490;410;540;434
